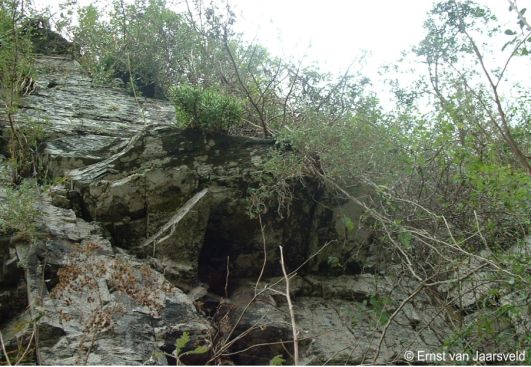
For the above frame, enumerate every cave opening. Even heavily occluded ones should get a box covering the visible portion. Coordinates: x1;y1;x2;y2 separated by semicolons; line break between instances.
197;233;236;298
197;208;262;298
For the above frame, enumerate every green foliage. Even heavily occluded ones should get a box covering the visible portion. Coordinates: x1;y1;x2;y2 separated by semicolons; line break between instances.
368;294;391;327
6;0;530;357
443;295;530;361
174;331;191;358
415;0;530;172
59;0;232;98
16;117;51;178
18;117;50;150
0;180;39;241
247;149;306;219
173;331;210;364
349;294;393;329
5;116;50;182
382;2;531;354
398;230;412;251
269;354;286;366
0;1;34;108
326;256;343;273
72;4;115;84
58;0;386;137
341;215;356;233
170;84;243;132
275;108;406;187
0;1;45;182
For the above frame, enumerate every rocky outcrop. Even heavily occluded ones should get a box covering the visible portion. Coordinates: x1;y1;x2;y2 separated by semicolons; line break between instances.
0;239;27;325
3;50;509;366
222;275;451;365
66;126;337;292
1;55;174;176
0;185;29;326
1;53;430;365
2;192;212;365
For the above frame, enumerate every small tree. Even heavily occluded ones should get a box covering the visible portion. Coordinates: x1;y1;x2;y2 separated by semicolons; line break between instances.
416;0;531;174
0;0;37;183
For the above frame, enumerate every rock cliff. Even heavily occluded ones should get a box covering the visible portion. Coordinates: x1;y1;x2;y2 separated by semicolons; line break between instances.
1;53;463;365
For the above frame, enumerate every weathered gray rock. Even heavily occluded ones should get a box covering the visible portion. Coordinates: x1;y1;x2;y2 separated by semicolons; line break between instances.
0;243;22;287
307;186;381;275
6;50;524;366
0;309;36;364
0;188;29;326
139;188;211;284
0;55;175;176
0;54;363;300
6;193;213;365
67;126;337;292
0;279;27;328
222;275;450;365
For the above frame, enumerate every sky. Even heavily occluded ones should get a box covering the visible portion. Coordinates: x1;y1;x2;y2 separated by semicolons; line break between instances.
34;0;531;101
227;0;531;91
230;0;437;73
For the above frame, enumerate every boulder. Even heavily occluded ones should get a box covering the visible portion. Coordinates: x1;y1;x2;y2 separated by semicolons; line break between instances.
4;193;213;365
220;275;451;365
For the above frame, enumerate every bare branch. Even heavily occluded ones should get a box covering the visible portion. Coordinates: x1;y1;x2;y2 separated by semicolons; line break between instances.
283;59;304;125
223;29;270;137
496;31;531;88
0;330;12;366
372;282;426;363
254;214;267;295
458;17;531;174
279;245;299;365
14;325;36;365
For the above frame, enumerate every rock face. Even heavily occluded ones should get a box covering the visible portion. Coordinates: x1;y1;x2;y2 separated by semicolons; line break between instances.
0;186;29;327
223;275;451;365
0;237;27;325
4;193;212;365
1;51;492;365
1;55;174;176
67;126;336;292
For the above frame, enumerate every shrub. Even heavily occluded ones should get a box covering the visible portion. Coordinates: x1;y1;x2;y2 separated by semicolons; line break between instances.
170;84;243;133
0;180;39;241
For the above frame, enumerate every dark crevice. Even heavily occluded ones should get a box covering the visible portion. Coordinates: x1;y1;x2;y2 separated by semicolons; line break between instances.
43;263;59;292
160;346;177;365
67;189;93;222
197;235;235;297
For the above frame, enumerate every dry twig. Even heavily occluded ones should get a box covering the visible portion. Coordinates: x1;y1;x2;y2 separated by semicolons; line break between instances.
279;245;299;365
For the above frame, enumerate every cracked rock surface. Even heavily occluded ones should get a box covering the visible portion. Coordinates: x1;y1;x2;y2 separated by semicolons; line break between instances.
15;194;212;365
1;55;174;176
2;52;509;365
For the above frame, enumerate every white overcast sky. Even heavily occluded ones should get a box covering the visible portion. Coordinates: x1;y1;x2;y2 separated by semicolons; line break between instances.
35;0;531;97
231;0;439;72
228;0;531;86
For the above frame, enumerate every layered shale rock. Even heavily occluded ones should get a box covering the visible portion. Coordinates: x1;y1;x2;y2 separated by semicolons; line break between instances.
67;126;334;290
1;192;213;365
0;55;174;176
0;48;480;365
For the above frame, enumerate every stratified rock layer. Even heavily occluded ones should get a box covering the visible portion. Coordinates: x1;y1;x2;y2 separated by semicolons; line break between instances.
1;55;174;175
0;52;493;365
68;126;336;289
13;194;212;365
